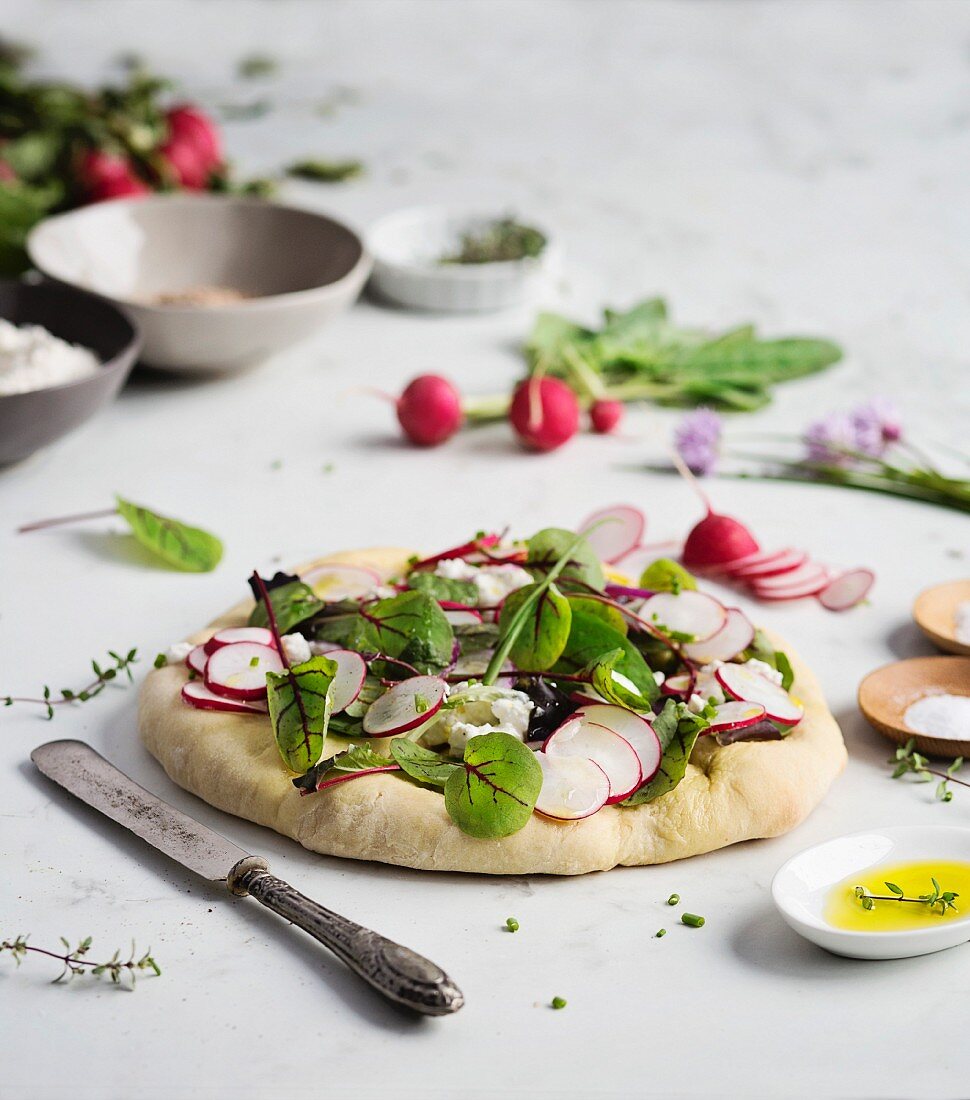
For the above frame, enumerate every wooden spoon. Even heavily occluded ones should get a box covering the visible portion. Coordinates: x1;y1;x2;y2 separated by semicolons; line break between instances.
858;656;970;758
913;579;970;656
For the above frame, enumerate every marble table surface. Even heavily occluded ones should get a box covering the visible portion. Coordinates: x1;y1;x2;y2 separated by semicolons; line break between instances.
1;2;968;1097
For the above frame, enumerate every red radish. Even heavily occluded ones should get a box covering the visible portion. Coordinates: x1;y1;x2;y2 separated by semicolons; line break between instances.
730;548;808;580
77;149;150;202
439;603;483;627
204;626;275;655
509;376;580;452
706;700;767;732
715;664;803;726
182;681;267;714
326;649;368;713
187;644;209;676
534;751;611;820
751;562;829;595
818;569;875;612
682;511;760;571
0;159;15;183
575;704;661;785
396;374;464;446
362;675;448;736
661;673;694;696
640;591;727;643
578;504;646;564
301;563;381;601
682;608;754;664
204;641;283;700
543;715;642;803
159;104;222;189
589;399;624;434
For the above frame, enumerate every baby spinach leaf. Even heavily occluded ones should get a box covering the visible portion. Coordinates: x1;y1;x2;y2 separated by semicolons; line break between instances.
554;611;659;706
622;705;710;805
526;528;605;591
267;655;336;773
390;739;460;788
249;579;325;635
346;590;454;673
584;648;654;711
499;582;572;671
443;732;543;838
115;496;223;573
408;571;479;606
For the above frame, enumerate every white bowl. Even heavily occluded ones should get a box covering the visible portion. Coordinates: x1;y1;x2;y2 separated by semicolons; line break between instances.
27;195;371;373
367;206;556;312
772;825;970;960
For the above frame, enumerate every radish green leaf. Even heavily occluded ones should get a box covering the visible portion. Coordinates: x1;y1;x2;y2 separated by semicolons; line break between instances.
499;582;572;671
267;655;337;774
115;496;223;573
346;591;454;674
249;579;324;635
390;739;460;788
443;732;543;838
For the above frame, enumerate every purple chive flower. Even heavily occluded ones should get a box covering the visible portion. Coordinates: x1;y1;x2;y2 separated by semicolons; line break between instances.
803;411;859;466
851;397;902;454
805;398;903;465
675;408;722;474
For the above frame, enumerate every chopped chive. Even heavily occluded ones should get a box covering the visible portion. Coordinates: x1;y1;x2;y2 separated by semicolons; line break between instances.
551;996;567;1010
666;893;680;906
249;656;260;667
505;917;519;933
154;653;167;668
681;913;705;928
655;928;667;938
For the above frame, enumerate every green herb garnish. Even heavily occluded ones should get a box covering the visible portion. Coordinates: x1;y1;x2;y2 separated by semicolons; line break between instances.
655;928;667;938
681;913;705;928
506;917;519;933
1;934;160;987
550;996;567;1010
3;648;138;718
890;739;968;802
855;879;959;915
286;158;363;182
667;893;680;906
441;218;546;265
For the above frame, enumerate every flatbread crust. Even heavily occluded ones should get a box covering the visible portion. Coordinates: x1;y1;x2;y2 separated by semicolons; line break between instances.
139;548;847;875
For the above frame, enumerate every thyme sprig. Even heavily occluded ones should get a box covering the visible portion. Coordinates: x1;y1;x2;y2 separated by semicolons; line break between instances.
3;648;138;718
889;739;967;802
854;879;959;915
1;935;161;987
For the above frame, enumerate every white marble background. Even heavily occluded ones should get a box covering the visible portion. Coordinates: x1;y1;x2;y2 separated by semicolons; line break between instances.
1;2;969;1098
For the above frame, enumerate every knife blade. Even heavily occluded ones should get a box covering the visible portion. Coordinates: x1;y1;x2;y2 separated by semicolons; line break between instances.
31;739;464;1016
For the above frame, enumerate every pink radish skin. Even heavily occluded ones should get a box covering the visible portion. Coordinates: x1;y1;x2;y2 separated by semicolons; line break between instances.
182;681;268;715
754;581;830;601
682;608;755;664
534;751;611;821
509;377;580;452
187;645;209;676
362;675;448;736
543;715;642;803
682;511;760;571
730;548;808;580
396;374;464;446
818;569;875;612
574;704;662;785
578;505;646;564
706;701;767;732
326;649;368;714
301;563;382;602
641;590;727;643
715;664;803;726
661;672;695;696
589;399;624;434
204;642;283;701
751;563;829;594
204;626;275;655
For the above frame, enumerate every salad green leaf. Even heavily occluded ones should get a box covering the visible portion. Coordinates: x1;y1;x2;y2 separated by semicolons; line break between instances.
408;571;478;606
443;732;543;838
566;593;628;635
499;582;572;671
267;655;336;773
390;739;460;788
249;579;324;635
743;629;796;692
584;647;655;711
115;496;223;572
638;558;697;594
526;528;605;591
293;742;397;793
554;610;659;707
346;590;454;674
622;702;710;805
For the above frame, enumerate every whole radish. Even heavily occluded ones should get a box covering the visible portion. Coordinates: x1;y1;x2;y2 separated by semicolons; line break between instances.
159;104;223;189
509;376;580;452
397;374;464;446
0;160;16;183
590;398;623;434
682;510;760;570
76;149;150;202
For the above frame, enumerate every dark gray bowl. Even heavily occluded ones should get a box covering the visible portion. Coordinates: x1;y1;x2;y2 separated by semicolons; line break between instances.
0;280;141;465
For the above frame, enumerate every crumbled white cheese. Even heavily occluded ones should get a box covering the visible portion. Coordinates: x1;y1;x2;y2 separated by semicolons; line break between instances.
166;641;195;664
693;664;726;706
687;693;708;714
653;670;666;686
745;658;783;687
433;559;533;607
421;682;534;755
0;318;100;395
281;633;312;664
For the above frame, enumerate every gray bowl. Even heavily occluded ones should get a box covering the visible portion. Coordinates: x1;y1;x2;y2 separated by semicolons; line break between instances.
26;194;372;373
0;280;140;466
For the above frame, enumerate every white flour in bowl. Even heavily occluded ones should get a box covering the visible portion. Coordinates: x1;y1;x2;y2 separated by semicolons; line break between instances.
904;693;970;739
0;319;100;395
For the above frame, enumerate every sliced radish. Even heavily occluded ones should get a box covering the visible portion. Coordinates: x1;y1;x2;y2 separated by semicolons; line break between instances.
326;649;368;714
574;704;661;785
301;563;382;602
682;608;754;664
362;675;448;736
640;590;727;643
818;569;875;612
534;751;611;821
730;548;808;579
439;602;484;627
715;664;803;726
182;680;268;714
187;644;209;676
750;562;828;594
578;505;646;564
661;672;694;696
204;642;284;700
706;700;766;732
204;626;275;655
543;715;642;804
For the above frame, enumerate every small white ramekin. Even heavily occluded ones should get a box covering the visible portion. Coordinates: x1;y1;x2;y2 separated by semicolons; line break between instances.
367;206;557;312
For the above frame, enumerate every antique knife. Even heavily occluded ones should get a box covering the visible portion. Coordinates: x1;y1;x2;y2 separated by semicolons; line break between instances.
30;739;463;1016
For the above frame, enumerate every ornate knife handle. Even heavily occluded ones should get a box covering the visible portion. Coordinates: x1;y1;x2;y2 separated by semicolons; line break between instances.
227;857;463;1016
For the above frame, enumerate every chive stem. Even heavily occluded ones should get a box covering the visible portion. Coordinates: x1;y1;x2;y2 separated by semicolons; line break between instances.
681;913;705;928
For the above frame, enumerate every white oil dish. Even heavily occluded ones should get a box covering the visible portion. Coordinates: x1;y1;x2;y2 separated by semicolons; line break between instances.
367;207;557;312
772;825;970;960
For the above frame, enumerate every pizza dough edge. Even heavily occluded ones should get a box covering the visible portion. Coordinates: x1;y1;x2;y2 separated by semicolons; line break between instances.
138;547;847;876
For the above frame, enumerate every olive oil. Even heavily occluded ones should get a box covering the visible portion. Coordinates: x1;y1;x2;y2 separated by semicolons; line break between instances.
825;860;970;932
